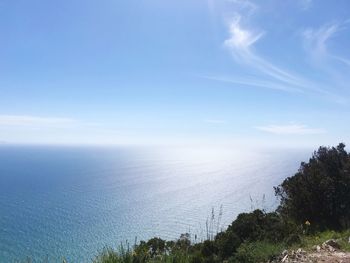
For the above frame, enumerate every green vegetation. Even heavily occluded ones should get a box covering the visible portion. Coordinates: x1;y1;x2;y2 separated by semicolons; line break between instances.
21;143;350;262
234;241;285;263
92;210;293;263
275;143;350;230
297;230;350;252
90;143;350;263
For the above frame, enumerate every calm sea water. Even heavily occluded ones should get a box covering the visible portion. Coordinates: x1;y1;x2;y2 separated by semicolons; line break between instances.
0;145;310;262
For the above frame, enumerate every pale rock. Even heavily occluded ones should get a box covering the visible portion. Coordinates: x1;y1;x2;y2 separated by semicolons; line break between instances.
316;245;321;252
324;239;341;250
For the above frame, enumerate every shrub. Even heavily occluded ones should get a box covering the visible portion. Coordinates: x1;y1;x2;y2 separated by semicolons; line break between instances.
200;240;217;257
215;231;241;259
225;209;295;243
228;210;265;242
233;241;284;263
275;143;350;230
146;238;166;257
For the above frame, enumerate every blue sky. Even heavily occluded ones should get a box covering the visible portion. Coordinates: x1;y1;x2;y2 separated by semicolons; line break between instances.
0;0;350;147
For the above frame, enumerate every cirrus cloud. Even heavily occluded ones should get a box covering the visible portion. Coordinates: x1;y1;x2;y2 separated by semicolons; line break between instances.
255;124;326;135
222;14;331;96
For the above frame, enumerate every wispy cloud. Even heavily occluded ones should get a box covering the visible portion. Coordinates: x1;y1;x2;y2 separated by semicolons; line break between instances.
227;0;258;16
299;0;312;10
208;2;348;103
224;15;263;50
222;15;326;95
301;21;350;99
302;22;350;67
255;124;326;135
0;115;76;127
332;56;350;67
204;75;303;93
303;23;340;57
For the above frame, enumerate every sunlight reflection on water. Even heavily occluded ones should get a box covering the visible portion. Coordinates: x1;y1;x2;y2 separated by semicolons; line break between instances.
0;145;310;262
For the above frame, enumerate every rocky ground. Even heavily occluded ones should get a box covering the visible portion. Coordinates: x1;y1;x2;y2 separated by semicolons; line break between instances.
271;239;350;263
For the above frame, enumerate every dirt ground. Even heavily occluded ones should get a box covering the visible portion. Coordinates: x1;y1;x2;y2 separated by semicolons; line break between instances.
272;241;350;263
306;251;350;263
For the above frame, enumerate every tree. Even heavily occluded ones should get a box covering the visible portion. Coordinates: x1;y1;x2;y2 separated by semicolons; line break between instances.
275;143;350;230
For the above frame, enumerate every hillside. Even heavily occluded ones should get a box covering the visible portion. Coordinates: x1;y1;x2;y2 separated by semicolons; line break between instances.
91;143;350;263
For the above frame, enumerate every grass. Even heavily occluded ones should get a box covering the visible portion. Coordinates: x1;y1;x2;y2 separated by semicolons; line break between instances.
93;251;191;263
91;230;350;263
295;230;350;252
93;247;133;263
92;241;285;263
92;246;192;263
233;241;285;263
16;230;350;263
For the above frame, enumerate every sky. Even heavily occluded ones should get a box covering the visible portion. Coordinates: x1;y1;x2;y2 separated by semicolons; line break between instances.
0;0;350;148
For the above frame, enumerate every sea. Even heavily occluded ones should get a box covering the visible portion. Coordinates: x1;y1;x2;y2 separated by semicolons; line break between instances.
0;145;311;262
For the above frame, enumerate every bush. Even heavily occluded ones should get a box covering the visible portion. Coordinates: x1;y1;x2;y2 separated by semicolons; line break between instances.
225;210;296;243
233;241;284;263
146;238;166;257
215;231;241;259
275;143;350;230
228;210;265;242
200;240;217;257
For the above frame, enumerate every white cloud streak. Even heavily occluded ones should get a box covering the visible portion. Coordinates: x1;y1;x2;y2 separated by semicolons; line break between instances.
255;124;325;135
303;23;339;57
299;0;312;10
301;21;350;100
227;0;258;16
216;8;347;103
223;15;329;95
204;75;303;93
224;15;263;50
303;22;350;67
